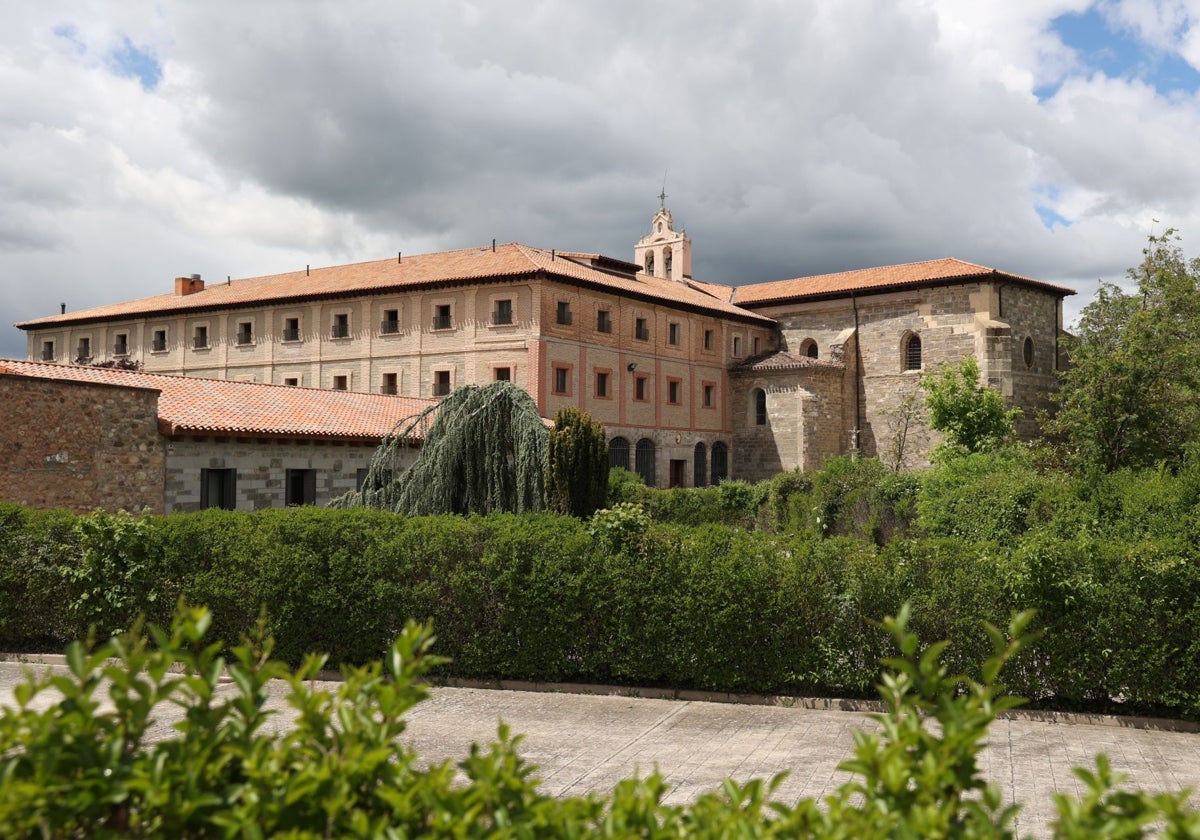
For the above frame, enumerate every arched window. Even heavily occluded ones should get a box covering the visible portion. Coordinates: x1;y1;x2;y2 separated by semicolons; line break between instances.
711;441;728;484
903;333;922;371
608;436;630;471
1023;336;1034;369
753;388;767;425
645;252;655;276
801;338;818;359
663;247;673;280
693;443;708;488
635;438;656;486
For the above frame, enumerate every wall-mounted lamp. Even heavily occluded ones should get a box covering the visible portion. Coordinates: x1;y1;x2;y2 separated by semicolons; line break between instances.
627;362;638;372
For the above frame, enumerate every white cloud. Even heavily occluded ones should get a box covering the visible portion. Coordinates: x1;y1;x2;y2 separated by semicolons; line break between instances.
6;0;1200;357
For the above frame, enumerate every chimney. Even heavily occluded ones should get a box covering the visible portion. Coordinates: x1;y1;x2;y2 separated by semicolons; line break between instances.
175;274;205;296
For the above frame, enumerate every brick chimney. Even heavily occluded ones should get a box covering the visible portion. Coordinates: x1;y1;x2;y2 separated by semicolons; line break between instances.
175;274;205;296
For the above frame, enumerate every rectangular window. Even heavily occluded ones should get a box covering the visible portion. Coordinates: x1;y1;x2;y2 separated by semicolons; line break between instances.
41;340;55;361
331;313;350;339
494;366;512;382
668;322;680;346
113;333;128;356
635;317;649;341
553;366;570;395
596;309;612;333
493;299;513;325
432;304;452;331
556;300;572;326
382;372;398;395
668;378;682;405
634;375;648;402
703;383;716;408
433;370;452;396
152;329;167;352
753;336;761;354
285;468;317;506
283;318;301;342
380;309;400;334
193;326;208;349
595;370;609;398
732;335;742;357
76;337;91;360
284;377;300;387
332;375;348;391
704;329;714;351
200;468;237;511
236;322;253;345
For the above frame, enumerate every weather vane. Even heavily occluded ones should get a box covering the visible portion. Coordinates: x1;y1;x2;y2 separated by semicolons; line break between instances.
659;169;668;209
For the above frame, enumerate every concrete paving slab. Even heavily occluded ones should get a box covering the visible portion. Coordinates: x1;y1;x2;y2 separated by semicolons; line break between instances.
1;661;1197;838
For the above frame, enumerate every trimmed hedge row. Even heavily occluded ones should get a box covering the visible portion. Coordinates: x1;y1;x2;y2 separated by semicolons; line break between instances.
2;502;1200;717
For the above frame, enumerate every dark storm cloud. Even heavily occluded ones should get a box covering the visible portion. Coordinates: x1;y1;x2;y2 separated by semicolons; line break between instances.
6;0;1200;355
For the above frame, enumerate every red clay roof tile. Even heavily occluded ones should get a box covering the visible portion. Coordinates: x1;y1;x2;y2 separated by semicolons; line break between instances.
733;350;843;372
16;243;773;329
0;360;437;441
733;257;1074;305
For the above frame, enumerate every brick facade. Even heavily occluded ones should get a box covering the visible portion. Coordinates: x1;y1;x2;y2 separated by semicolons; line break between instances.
18;221;1072;487
0;373;166;513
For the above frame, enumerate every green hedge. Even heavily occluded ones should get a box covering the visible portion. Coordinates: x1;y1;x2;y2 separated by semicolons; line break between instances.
3;502;1200;718
6;605;1196;836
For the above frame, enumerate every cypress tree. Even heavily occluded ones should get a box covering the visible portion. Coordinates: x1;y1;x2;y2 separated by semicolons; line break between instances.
545;407;609;518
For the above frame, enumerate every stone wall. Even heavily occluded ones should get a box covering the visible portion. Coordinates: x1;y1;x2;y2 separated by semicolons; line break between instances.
996;284;1065;437
0;374;165;512
730;365;845;482
164;437;418;512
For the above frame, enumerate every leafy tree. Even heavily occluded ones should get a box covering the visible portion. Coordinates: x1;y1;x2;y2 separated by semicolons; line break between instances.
879;383;927;471
923;357;1020;456
1044;230;1200;472
334;381;548;515
545;407;608;517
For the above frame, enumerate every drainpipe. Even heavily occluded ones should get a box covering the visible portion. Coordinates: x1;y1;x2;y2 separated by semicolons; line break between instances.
851;291;862;456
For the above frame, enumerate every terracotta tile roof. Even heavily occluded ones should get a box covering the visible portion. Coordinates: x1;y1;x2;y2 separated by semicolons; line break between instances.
685;278;736;303
732;350;843;372
517;246;774;323
732;257;1075;306
16;243;773;329
0;359;437;441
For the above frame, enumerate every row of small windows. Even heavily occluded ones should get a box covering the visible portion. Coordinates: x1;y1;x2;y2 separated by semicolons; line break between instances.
49;309;746;359
608;438;728;487
551;365;717;407
200;467;318;510
272;367;514;398
200;466;386;510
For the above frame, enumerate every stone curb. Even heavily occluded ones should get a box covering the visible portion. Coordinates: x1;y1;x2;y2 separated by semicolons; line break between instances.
6;653;1195;734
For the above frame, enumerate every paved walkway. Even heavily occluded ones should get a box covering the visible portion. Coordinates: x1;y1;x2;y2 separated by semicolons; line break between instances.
2;662;1198;838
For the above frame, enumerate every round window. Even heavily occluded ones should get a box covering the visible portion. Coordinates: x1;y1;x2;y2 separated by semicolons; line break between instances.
1022;336;1034;369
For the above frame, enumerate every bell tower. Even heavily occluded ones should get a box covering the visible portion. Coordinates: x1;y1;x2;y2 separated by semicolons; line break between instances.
634;196;692;281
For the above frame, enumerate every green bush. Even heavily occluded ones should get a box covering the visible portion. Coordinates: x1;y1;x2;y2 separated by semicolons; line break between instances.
5;499;1200;717
805;456;919;543
917;448;1052;544
2;605;1197;837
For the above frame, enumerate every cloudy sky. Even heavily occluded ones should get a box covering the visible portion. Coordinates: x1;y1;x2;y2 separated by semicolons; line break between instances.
4;0;1200;359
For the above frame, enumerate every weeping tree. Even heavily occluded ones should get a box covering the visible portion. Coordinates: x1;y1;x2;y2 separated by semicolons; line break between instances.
333;381;548;515
545;407;609;518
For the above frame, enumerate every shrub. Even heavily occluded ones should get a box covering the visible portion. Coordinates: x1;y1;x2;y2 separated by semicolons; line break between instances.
545;407;609;518
2;605;1196;836
607;466;648;505
807;456;919;543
